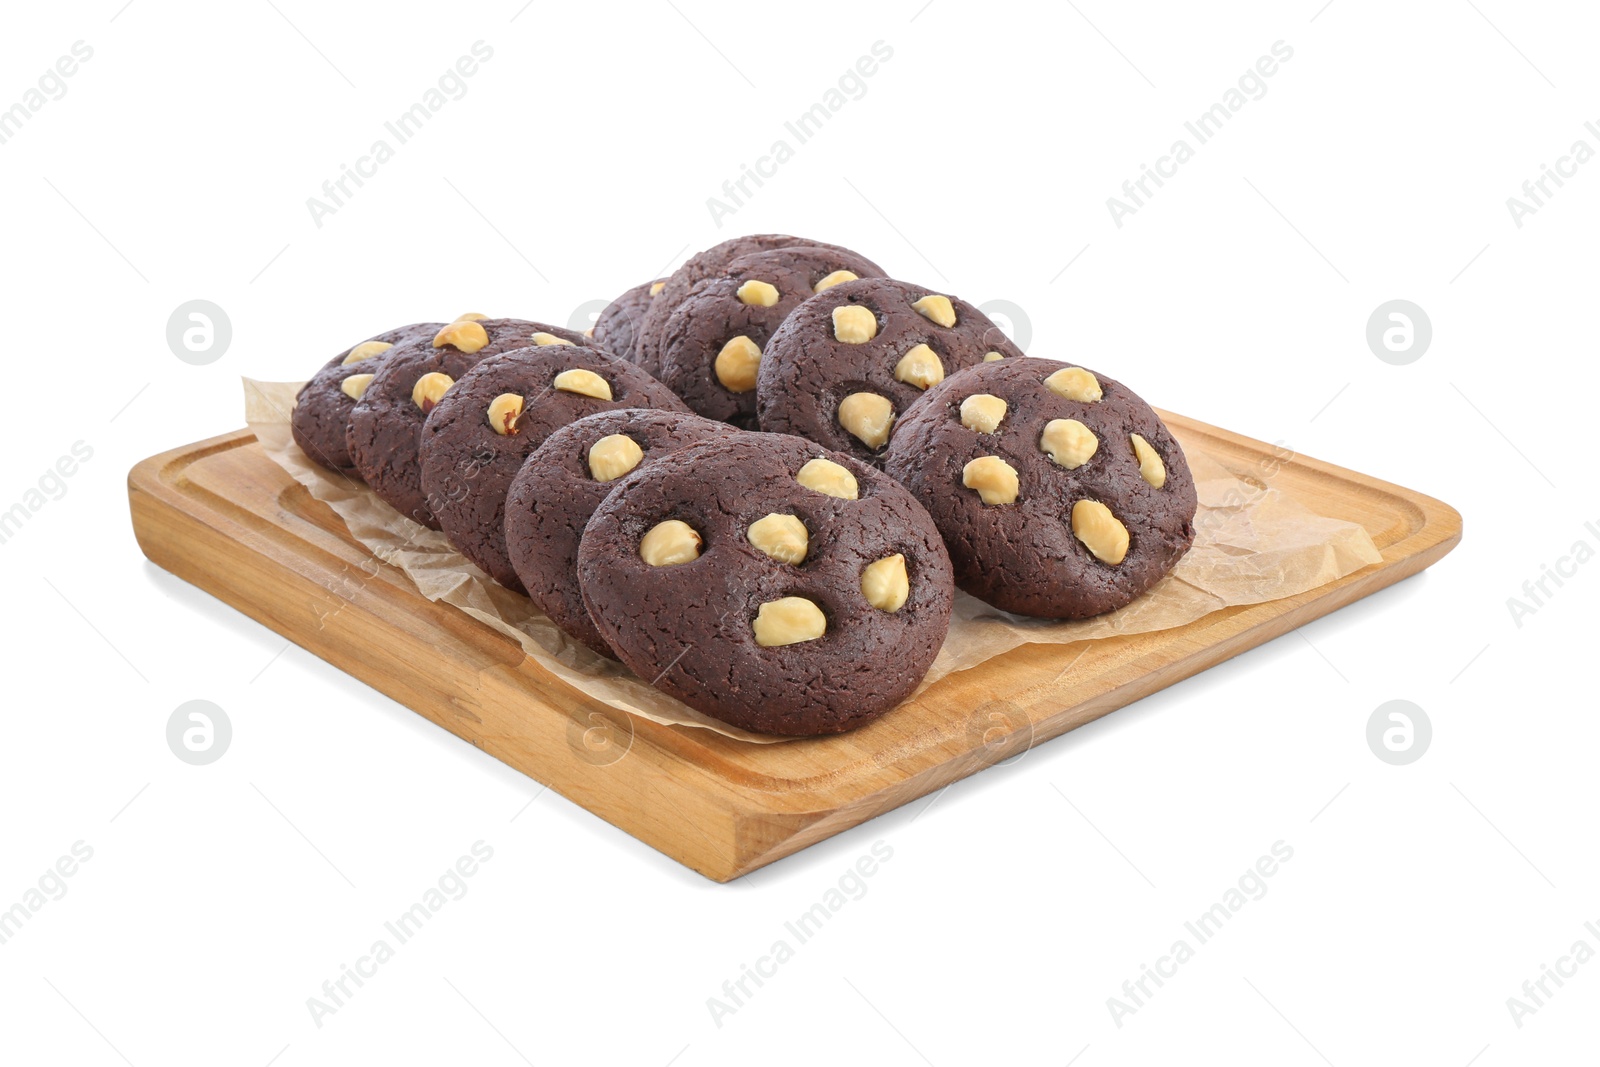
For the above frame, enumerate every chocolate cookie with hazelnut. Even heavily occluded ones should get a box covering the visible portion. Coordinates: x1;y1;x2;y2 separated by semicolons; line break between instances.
346;317;587;529
577;432;954;735
882;356;1197;619
504;409;739;657
755;277;1023;467
631;234;885;380
655;246;885;428
418;345;688;593
291;321;443;477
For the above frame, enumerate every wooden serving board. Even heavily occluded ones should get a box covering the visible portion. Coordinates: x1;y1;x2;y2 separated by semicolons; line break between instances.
128;418;1461;882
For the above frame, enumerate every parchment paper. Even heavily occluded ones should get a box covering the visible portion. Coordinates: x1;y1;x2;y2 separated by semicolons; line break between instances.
245;379;1382;743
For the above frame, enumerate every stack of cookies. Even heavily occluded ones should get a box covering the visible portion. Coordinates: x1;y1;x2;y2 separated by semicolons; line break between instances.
290;234;1197;736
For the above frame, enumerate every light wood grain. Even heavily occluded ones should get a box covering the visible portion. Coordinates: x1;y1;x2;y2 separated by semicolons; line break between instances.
127;416;1462;881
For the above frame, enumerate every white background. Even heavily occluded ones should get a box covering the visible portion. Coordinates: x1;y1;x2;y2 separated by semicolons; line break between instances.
1;1;1595;1064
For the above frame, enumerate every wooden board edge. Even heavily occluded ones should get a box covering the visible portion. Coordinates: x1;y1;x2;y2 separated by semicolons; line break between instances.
130;467;769;881
127;428;1466;883
720;519;1461;878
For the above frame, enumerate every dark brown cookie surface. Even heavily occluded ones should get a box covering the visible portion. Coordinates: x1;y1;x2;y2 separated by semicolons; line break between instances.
346;318;587;528
632;234;885;379
590;279;665;362
419;346;689;593
883;356;1197;619
291;322;443;476
656;246;886;429
504;410;738;657
756;277;1024;467
577;432;954;736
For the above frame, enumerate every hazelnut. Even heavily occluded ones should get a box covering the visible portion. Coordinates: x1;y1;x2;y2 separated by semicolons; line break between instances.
962;456;1020;505
1071;500;1129;565
531;331;575;346
1045;366;1103;403
752;597;827;647
894;344;945;391
639;519;701;567
814;269;858;293
1130;433;1167;489
552;368;612;400
795;457;858;499
832;304;878;344
487;392;524;435
454;312;488;322
911;294;956;328
837;392;895;450
342;340;393;366
959;393;1007;434
860;554;909;612
714;335;762;393
1040;418;1098;470
412;371;454;412
433;320;489;353
982;351;1005;362
339;373;375;401
736;279;780;307
649;281;666;296
588;434;643;482
747;513;809;564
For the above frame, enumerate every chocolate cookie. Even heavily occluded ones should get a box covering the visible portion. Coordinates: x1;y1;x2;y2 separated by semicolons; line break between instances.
883;356;1197;619
656;246;886;429
504;410;739;657
291;322;443;476
418;346;689;593
346;318;587;528
577;432;954;736
632;234;885;379
757;277;1025;467
590;279;665;362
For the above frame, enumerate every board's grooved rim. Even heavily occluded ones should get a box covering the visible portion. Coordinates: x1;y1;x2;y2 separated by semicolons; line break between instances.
127;424;1462;881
